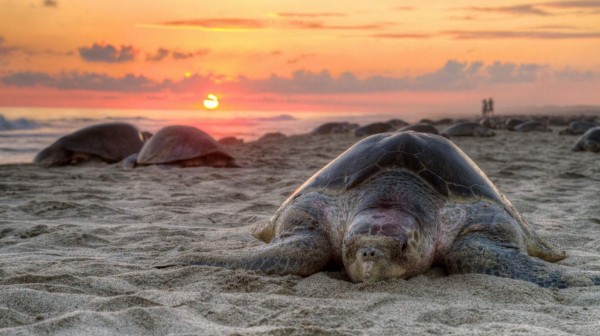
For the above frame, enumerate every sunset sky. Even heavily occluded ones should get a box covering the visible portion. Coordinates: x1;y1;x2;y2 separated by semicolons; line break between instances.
1;0;599;114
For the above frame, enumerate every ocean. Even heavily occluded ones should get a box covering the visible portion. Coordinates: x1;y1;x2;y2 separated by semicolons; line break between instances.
0;107;418;164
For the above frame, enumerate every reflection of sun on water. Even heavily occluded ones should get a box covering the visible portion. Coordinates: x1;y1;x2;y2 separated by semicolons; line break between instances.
203;94;219;110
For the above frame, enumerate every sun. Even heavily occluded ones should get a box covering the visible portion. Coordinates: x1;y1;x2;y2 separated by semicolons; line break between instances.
203;94;219;110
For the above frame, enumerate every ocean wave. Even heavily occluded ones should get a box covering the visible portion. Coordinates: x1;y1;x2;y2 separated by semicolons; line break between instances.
0;115;40;131
47;116;156;123
255;114;296;122
0;147;39;153
0;132;61;138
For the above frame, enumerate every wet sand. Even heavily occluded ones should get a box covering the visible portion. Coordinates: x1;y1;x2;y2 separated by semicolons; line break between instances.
1;129;599;335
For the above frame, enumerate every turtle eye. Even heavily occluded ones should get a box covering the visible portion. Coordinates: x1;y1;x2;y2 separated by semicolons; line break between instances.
401;241;408;252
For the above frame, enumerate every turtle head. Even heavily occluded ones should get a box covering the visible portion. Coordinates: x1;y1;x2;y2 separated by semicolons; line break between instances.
343;208;433;283
34;146;83;167
344;235;408;283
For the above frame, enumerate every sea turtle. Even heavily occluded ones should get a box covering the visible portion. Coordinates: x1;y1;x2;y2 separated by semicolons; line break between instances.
572;126;600;152
135;125;239;168
441;122;495;137
479;118;499;130
513;121;550;132
548;116;570;127
387;119;409;128
399;123;440;135
218;136;244;146
158;131;600;287
312;122;359;135
559;120;598;135
434;118;454;126
504;118;524;131
34;122;144;167
258;132;287;142
354;122;396;137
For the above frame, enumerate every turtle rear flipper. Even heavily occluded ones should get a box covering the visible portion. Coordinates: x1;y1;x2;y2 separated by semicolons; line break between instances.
444;233;600;288
155;232;332;276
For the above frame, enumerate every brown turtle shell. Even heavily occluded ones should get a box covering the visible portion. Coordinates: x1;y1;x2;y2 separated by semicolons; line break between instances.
137;125;234;165
34;122;144;166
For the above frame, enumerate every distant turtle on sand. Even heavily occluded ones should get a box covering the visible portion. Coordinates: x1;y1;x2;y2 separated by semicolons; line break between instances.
34;122;144;167
513;121;550;132
434;118;454;125
134;125;239;168
387;119;409;128
505;118;524;131
312;122;358;135
258;132;287;142
354;122;395;137
548;116;570;127
559;120;598;135
399;123;440;135
218;136;244;146
479;118;499;130
157;131;600;288
441;122;495;137
572;126;600;152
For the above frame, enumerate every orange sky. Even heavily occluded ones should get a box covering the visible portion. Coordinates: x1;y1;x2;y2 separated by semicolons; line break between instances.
1;0;599;113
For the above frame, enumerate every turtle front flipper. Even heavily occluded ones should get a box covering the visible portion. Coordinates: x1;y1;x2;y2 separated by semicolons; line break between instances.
444;233;600;288
155;232;332;277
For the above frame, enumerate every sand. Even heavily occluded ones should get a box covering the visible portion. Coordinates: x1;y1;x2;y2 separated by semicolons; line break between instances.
1;129;600;335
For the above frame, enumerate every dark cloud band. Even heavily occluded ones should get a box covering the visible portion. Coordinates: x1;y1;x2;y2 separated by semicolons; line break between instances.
78;43;136;63
1;61;596;94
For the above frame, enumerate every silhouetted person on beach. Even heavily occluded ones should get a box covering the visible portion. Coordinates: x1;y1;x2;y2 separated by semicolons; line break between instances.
481;98;495;117
482;99;489;117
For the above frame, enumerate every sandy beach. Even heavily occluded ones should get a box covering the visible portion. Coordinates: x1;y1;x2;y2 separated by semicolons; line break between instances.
1;128;600;335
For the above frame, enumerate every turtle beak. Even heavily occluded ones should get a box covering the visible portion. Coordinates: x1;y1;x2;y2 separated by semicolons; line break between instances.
362;261;375;281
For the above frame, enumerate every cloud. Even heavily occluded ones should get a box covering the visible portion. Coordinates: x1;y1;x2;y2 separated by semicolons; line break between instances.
530;24;582;30
485;62;545;83
274;12;346;18
371;28;600;40
556;68;598;81
287;53;315;65
0;37;73;57
78;43;137;63
371;33;432;39
242;61;580;93
160;18;266;30
0;37;18;56
241;61;539;94
444;30;600;39
43;0;57;7
2;61;597;94
172;49;209;59
465;5;552;16
148;17;391;32
1;71;159;92
459;2;600;17
1;72;54;87
146;48;209;61
146;48;170;62
285;20;391;31
413;60;484;90
543;1;600;9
